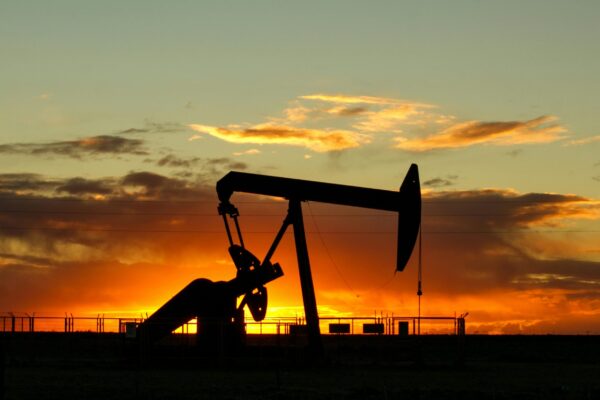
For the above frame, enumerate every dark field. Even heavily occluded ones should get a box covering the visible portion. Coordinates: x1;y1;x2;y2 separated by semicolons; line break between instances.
1;333;599;399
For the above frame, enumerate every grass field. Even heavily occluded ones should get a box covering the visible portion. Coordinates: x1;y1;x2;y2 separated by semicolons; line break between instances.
1;333;599;399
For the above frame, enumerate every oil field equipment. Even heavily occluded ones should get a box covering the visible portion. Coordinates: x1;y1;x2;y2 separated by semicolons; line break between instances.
138;164;421;355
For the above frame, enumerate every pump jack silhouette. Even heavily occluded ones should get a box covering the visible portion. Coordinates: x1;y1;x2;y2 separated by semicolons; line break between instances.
138;164;421;356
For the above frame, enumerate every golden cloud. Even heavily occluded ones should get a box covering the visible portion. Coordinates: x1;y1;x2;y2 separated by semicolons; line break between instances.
395;115;566;151
275;94;435;136
355;104;434;132
188;94;570;153
283;104;311;123
188;124;369;152
299;93;402;105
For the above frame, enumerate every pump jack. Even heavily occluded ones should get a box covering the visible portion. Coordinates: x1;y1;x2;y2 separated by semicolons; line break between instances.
138;164;421;356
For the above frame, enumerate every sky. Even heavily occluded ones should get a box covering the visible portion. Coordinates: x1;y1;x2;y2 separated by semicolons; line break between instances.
1;1;600;334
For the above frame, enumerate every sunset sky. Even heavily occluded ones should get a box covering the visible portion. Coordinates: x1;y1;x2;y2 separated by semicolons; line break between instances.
1;1;600;334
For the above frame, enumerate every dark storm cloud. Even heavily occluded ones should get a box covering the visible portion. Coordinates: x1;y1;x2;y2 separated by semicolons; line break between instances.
593;176;600;183
0;135;147;158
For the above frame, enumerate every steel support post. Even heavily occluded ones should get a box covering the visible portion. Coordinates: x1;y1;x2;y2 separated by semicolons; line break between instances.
289;199;323;356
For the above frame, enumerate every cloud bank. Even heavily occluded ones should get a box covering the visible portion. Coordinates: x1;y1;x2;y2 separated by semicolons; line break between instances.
1;169;599;334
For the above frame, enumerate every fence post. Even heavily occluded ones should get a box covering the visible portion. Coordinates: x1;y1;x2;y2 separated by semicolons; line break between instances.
1;336;4;400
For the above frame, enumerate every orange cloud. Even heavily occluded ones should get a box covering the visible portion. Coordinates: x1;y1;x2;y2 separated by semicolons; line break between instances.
189;94;568;153
297;94;434;132
395;115;567;151
188;124;369;152
518;198;600;227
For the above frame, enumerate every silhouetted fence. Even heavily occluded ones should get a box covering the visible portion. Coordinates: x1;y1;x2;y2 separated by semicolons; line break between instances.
0;312;466;336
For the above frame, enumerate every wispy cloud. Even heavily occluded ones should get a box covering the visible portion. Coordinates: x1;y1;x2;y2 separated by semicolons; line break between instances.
0;135;147;158
292;94;433;131
0;173;58;193
205;157;248;173
506;149;523;158
278;103;369;124
56;177;115;196
395;116;566;151
156;155;203;168
117;121;187;135
283;104;312;123
233;149;261;156
566;135;600;146
299;93;403;105
155;155;247;177
188;124;369;152
423;175;459;188
355;104;434;133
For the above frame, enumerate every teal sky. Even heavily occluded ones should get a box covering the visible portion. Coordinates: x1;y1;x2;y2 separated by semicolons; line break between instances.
2;0;599;197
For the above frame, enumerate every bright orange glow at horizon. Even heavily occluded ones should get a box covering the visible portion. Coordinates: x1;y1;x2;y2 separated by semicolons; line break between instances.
2;189;598;335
